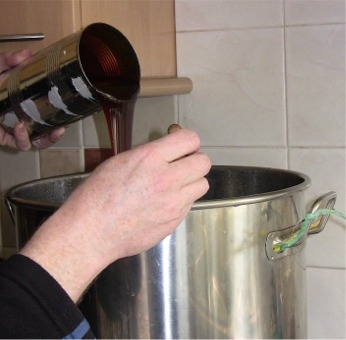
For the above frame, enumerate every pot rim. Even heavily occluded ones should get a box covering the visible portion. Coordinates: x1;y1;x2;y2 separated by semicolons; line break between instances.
6;166;311;210
193;166;310;210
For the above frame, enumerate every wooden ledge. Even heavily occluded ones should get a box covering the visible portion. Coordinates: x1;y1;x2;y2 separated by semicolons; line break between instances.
139;77;193;97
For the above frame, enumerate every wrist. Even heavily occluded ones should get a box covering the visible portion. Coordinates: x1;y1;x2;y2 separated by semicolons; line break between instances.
19;207;110;303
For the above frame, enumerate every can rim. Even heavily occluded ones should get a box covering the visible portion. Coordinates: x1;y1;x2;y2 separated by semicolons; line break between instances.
78;22;140;101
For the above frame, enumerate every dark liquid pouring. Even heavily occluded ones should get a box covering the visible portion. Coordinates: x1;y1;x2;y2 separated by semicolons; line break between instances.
96;78;138;156
101;96;137;156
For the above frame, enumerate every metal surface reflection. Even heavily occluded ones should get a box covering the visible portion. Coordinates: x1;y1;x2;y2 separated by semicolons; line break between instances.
8;166;328;338
78;167;310;338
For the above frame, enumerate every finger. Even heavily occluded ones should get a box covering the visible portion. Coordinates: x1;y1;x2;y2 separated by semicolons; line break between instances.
0;53;10;74
181;176;210;205
13;121;32;151
0;50;31;74
32;127;65;149
47;127;65;144
0;126;16;148
154;129;201;163
5;49;32;68
170;152;211;187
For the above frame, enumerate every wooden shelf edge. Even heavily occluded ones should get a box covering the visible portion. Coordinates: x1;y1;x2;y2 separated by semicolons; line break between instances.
139;77;193;98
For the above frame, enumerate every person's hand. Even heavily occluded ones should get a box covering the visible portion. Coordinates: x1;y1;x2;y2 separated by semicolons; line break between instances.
76;128;211;260
0;50;65;150
0;49;32;74
0;121;65;150
20;129;211;302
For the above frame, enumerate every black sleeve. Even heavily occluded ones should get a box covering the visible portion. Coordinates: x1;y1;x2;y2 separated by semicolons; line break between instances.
0;254;95;339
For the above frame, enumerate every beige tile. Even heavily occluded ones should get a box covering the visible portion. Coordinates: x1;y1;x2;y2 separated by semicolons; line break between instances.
285;0;345;26
39;148;84;178
82;110;111;148
202;147;287;168
132;96;177;147
51;121;83;148
286;25;345;146
176;0;283;31
177;28;286;147
0;148;40;195
307;267;346;339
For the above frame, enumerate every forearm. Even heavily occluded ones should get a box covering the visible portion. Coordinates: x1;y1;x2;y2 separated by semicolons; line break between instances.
19;204;109;303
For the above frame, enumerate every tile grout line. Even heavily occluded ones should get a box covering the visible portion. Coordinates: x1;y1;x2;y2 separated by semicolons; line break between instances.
176;22;346;34
307;265;346;271
283;0;290;170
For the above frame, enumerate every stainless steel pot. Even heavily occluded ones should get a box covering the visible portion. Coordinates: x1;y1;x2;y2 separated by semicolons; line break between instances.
5;166;336;339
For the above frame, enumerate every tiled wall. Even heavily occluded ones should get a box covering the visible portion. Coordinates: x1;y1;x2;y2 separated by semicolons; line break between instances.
175;0;345;338
0;0;344;338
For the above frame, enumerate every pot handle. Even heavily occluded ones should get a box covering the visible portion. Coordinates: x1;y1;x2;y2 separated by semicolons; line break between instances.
306;191;337;235
5;198;16;224
266;191;337;261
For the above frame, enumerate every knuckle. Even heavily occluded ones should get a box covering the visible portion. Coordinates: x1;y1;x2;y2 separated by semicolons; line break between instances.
199;153;211;172
202;177;210;193
192;153;211;176
187;130;201;149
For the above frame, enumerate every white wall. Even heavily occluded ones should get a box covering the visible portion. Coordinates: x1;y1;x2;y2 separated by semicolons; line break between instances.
175;0;345;338
0;0;344;337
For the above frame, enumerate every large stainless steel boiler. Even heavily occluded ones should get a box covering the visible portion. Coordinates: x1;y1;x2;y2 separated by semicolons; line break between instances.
6;166;336;338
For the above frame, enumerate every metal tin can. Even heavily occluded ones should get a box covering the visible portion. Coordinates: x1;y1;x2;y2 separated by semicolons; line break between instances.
0;23;140;139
